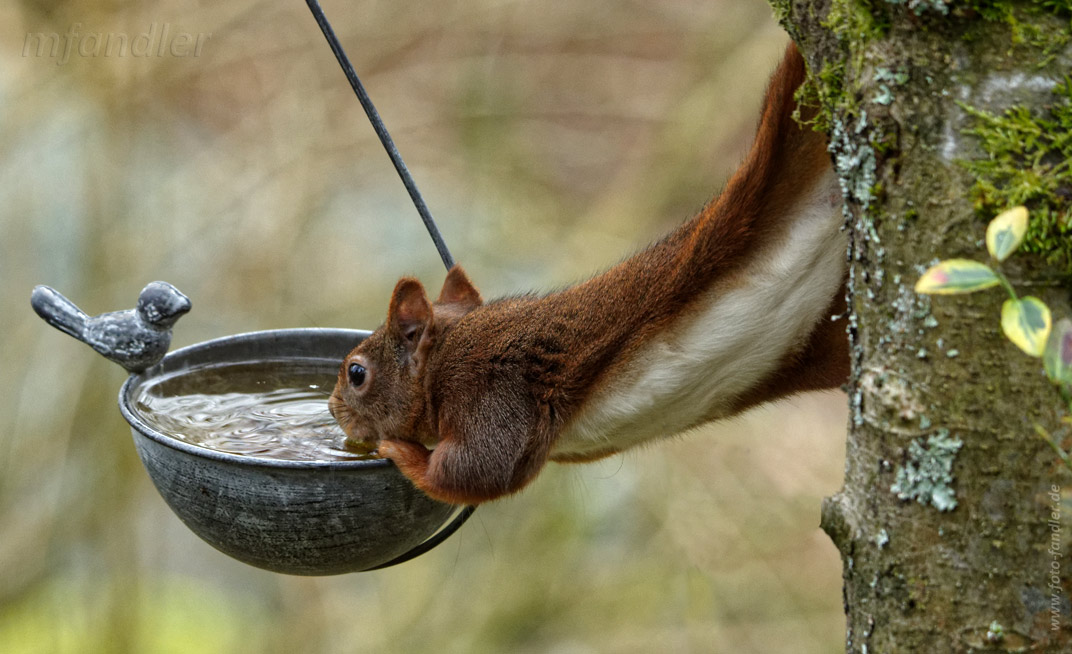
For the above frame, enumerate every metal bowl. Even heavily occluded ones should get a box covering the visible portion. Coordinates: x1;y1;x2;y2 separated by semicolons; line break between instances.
118;328;471;575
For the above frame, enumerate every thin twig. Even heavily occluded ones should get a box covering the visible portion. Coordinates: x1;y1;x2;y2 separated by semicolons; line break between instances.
1035;424;1072;476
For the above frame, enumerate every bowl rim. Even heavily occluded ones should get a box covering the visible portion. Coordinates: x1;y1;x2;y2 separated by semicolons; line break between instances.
119;327;394;471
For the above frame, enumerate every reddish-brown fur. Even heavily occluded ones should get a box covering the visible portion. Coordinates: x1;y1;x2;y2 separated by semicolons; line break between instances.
329;43;849;505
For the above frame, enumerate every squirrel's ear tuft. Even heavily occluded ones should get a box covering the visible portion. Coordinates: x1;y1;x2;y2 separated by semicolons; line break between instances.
436;265;483;310
388;278;433;351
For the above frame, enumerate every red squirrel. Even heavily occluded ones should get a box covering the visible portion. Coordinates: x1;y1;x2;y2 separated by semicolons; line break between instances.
329;43;849;505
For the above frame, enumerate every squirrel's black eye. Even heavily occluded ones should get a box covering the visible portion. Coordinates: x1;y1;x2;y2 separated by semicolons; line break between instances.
348;362;367;387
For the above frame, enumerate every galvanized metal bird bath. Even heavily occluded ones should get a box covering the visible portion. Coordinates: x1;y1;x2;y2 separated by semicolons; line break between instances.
119;327;471;575
30;286;473;575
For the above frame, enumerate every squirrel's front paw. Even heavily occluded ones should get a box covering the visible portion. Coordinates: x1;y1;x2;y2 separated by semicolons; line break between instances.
377;439;431;474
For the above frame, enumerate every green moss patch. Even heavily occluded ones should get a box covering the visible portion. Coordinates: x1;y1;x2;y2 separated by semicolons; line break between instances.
959;76;1072;276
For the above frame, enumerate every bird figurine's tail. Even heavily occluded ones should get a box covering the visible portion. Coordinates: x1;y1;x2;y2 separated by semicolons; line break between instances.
31;286;89;343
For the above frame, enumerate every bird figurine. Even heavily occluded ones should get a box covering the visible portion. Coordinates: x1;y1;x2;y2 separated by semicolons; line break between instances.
30;281;191;374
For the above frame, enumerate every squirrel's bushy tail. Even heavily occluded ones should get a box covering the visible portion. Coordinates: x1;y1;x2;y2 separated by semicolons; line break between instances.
716;42;827;231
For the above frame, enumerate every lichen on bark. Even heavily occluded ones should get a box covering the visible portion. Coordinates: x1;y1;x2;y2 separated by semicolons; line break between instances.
890;430;963;511
770;0;1072;651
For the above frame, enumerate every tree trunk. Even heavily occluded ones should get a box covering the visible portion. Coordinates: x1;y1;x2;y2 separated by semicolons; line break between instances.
770;0;1072;651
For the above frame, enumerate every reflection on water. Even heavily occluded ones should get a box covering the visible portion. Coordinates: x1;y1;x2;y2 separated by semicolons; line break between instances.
135;360;377;462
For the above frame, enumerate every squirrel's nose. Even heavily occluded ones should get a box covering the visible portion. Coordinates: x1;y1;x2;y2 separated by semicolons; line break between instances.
327;394;342;421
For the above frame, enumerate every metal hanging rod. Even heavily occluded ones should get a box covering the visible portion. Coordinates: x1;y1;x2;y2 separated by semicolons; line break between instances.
305;0;456;271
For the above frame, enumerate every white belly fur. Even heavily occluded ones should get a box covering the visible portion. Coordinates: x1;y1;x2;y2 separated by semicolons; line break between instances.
553;169;845;457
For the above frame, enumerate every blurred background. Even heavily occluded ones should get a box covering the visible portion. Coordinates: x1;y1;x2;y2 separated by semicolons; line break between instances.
0;0;848;652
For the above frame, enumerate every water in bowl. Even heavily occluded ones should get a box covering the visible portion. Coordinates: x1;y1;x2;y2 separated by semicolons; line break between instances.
134;359;378;462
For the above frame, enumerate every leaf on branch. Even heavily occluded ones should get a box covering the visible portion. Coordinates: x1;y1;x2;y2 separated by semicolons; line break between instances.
985;206;1029;262
1043;318;1072;384
1001;296;1052;357
915;259;999;294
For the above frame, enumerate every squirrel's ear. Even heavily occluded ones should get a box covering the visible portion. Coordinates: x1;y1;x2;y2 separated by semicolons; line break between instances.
387;278;433;354
436;265;483;310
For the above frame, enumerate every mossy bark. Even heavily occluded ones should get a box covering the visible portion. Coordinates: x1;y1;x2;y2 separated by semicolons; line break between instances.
771;1;1072;651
